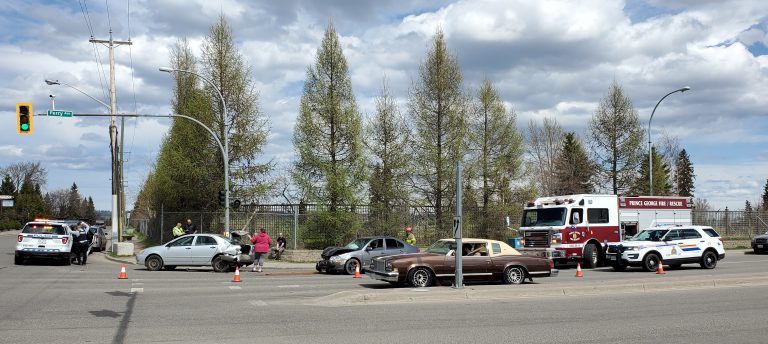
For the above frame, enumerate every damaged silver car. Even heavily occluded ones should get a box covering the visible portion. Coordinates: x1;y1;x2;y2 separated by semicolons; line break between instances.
316;236;418;275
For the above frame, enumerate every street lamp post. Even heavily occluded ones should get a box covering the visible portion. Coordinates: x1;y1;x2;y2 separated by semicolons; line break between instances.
44;79;121;244
648;86;690;196
158;67;231;236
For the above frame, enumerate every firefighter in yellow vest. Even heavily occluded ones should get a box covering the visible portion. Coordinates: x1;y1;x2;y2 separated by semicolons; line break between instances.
405;227;416;246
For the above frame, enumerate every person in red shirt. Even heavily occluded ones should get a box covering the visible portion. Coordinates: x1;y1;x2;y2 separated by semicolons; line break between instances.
250;227;272;272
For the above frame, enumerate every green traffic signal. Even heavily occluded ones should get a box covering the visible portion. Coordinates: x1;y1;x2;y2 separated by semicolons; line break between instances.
16;102;33;134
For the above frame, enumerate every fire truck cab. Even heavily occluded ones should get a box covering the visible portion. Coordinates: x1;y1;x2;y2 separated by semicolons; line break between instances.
517;194;692;268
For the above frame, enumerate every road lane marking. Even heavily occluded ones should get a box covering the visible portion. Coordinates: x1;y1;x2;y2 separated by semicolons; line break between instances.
130;288;143;293
229;286;242;290
249;300;267;307
277;285;301;288
131;282;144;286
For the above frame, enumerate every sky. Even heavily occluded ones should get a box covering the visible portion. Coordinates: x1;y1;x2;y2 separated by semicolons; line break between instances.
0;0;766;212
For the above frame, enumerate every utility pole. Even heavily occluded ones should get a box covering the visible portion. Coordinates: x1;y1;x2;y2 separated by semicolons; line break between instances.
90;30;132;246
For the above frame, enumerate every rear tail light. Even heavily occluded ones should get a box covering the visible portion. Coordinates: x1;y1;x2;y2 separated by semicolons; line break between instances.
18;235;23;242
550;259;555;268
718;237;723;244
62;237;69;244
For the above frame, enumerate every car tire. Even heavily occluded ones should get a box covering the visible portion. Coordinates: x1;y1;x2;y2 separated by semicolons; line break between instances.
641;253;660;272
14;255;23;265
344;259;360;275
212;256;231;273
408;267;433;288
583;243;599;269
502;266;526;285
163;265;176;271
145;255;164;271
700;250;718;269
611;263;627;271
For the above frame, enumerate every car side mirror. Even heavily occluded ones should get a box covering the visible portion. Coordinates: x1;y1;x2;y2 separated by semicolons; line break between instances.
365;246;372;251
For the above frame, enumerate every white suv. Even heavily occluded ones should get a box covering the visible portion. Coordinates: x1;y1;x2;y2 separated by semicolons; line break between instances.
15;220;75;265
605;225;725;272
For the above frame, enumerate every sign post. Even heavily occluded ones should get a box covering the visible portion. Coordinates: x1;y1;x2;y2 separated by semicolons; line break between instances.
453;161;463;289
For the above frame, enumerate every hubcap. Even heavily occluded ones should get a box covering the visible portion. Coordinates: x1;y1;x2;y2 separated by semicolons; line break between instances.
414;271;428;286
508;269;521;283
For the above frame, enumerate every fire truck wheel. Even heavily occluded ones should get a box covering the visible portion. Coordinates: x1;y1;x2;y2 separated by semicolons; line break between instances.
641;253;660;272
583;243;599;269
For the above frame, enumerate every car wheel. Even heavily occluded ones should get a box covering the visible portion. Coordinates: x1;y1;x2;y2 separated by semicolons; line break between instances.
668;264;682;270
583;243;599;268
641;253;660;272
409;267;433;288
700;250;718;269
502;266;526;285
163;265;176;271
145;255;164;271
212;256;231;273
611;263;627;271
344;259;360;275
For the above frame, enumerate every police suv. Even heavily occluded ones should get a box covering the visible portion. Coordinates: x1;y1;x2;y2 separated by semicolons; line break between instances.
604;225;725;272
15;220;76;265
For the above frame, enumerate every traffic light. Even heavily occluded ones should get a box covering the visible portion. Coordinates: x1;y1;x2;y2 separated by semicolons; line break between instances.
16;102;33;134
218;190;226;207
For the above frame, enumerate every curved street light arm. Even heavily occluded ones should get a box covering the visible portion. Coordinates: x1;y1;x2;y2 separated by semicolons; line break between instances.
44;79;111;110
648;86;690;196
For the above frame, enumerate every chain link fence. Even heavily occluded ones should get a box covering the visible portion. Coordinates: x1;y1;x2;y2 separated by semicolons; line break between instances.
130;205;768;249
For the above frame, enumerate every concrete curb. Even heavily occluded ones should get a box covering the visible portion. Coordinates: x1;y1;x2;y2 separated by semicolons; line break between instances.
308;274;768;307
102;252;136;265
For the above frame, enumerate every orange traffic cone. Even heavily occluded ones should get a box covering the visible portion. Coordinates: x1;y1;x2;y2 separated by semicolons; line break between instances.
656;260;665;275
118;265;127;279
233;266;242;282
353;264;362;278
575;263;583;277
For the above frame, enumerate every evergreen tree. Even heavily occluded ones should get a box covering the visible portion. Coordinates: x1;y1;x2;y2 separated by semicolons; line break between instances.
293;22;364;210
745;200;753;212
675;149;695;197
15;176;47;223
629;148;671;195
0;174;15;196
761;179;768;208
553;132;595;195
65;182;82;219
588;81;644;194
408;28;467;232
365;80;411;235
467;79;524;237
84;197;97;221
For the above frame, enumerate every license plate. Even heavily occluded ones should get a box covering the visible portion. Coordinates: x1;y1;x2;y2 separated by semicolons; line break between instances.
38;239;47;245
759;245;764;248
607;255;616;261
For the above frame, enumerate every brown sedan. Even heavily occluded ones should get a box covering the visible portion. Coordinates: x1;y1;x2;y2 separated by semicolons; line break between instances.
367;238;558;287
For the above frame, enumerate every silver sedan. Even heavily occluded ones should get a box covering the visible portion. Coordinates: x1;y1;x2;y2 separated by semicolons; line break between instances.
136;234;244;272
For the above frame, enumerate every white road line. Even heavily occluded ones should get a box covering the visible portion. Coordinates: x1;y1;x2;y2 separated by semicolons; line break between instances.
249;300;268;307
229;286;242;290
277;285;301;288
131;282;144;286
130;288;144;293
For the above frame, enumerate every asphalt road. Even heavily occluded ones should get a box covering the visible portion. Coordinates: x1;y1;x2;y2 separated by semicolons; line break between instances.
2;230;768;344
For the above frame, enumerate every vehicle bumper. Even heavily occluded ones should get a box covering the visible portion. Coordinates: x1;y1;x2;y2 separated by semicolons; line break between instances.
316;259;344;272
604;253;642;266
15;249;69;259
220;254;254;265
518;248;567;259
366;270;400;282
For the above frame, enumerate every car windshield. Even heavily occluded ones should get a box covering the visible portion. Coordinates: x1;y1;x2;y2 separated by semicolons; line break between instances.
628;230;668;242
522;208;567;227
425;240;457;255
22;224;67;235
344;238;369;250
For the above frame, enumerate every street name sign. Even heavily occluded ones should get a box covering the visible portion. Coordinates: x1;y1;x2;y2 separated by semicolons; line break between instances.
47;110;73;117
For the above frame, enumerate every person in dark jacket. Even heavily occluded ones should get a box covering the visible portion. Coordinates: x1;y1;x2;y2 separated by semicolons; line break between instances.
183;219;196;235
272;233;286;260
73;223;90;265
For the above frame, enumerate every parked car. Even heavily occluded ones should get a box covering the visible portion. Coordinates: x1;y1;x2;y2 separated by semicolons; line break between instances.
605;225;725;271
751;232;768;253
15;220;75;265
316;236;419;275
136;234;252;272
89;225;108;252
367;238;558;287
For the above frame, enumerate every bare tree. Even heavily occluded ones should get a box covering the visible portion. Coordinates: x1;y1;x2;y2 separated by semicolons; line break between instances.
657;130;681;193
526;117;563;195
1;162;47;192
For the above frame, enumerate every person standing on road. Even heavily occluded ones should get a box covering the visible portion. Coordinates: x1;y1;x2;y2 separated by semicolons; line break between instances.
183;219;196;235
405;227;416;246
172;223;184;239
250;227;272;272
273;233;286;260
73;223;90;265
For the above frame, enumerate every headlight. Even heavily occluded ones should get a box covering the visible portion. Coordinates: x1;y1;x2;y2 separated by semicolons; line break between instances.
385;260;393;272
138;250;146;256
330;255;345;263
623;246;639;251
551;233;562;244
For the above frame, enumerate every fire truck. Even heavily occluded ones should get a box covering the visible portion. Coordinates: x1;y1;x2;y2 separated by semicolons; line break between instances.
517;194;693;268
